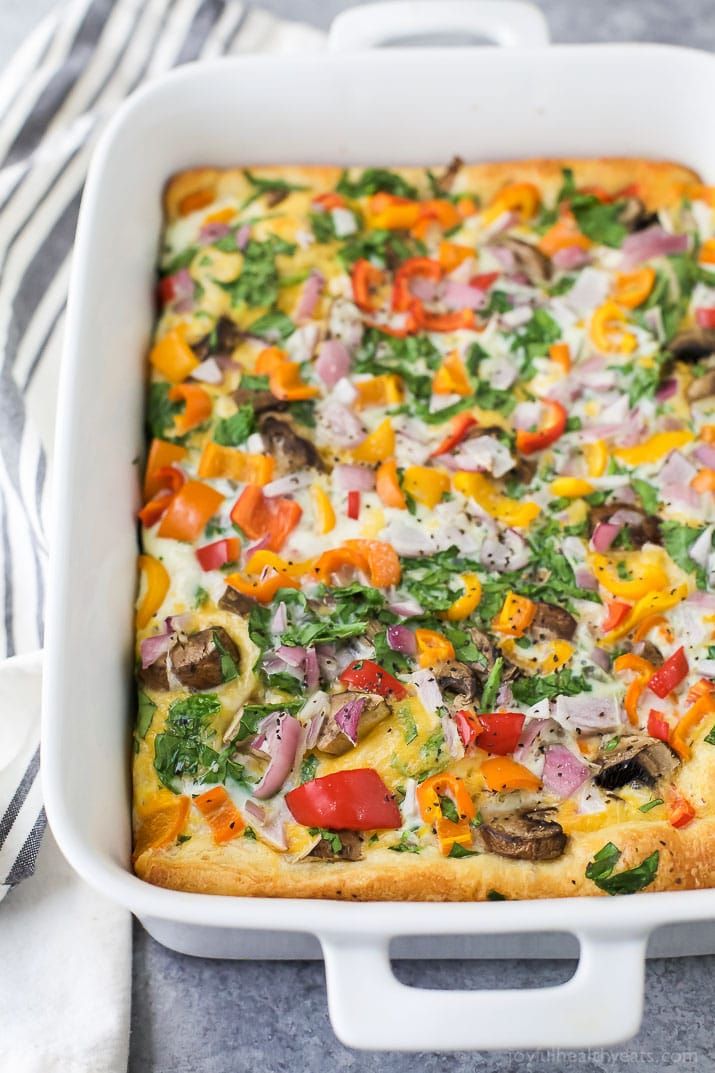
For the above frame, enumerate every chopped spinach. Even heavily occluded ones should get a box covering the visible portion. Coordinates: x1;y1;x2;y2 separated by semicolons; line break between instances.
146;382;184;442
214;405;254;446
241;169;308;209
661;520;708;589
511;669;592;706
300;754;319;784
585;842;660;895
336;168;418;200
136;691;156;739
449;843;480;859
248;309;296;341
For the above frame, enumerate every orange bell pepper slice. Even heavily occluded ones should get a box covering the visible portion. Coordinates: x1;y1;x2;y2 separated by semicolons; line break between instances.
198;442;275;485
699;238;715;265
612;267;656;309
136;554;170;629
375;458;406;509
313;191;347;211
402;465;450;509
230;484;302;552
515;398;567;455
481;756;541;792
416;772;475;855
602;599;632;633
157;480;225;543
225;570;299;604
667;791;696;829
430;412;478;457
133;794;190;860
178;187;215;216
414;306;476;333
692;468;715;493
367;193;422;230
686;678;713;706
313;545;369;585
138;489;175;528
269;360;319;402
255;346;287;375
411;199;461;239
438;240;473;273
492;591;536;637
483;181;540;225
392;257;442;313
203;206;235;225
538;212;592;255
194;786;245;844
415;628;455;668
632;613;673;645
671;693;715;760
144;439;187;500
351;258;384;312
354;374;403;409
149;330;199;383
589;300;637;354
548;342;571;373
168;383;212;434
432;350;472;396
344;539;401;588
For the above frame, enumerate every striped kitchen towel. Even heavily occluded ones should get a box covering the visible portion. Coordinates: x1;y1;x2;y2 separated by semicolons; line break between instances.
0;0;324;897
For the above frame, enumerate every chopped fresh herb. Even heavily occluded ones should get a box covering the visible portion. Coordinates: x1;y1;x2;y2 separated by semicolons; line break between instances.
300;754;319;784
397;708;418;745
213;630;239;683
309;211;337;243
241;169;308;209
286;400;316;428
512;669;592;706
585;842;660;895
153;693;248;792
136;691;156;738
193;586;210;609
224;235;296;308
243;827;257;840
704;725;715;746
338;228;424;270
438;794;460;823
632;478;660;515
480;657;504;713
390;829;422;854
214;405;254;446
449;843;479;858
239;373;270;391
487;889;507;901
336;168;418;200
248;309;295;341
603;736;621;752
639;798;664;813
177;834;192;844
309;827;343;853
147;382;184;442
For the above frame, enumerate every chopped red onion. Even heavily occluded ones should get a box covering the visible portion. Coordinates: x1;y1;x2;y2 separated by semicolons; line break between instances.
689;525;714;569
541;745;590;798
199;221;230;244
245;533;272;558
590;521;622;552
334;697;367;744
513;717;548;762
575;567;599;591
296;270;324;322
692;658;715;678
164;614;188;634
334;463;375;492
620;226;689;270
655;377;677;401
441;280;487;311
565;267;610;316
658;450;697;487
552;245;591;270
191;357;223;384
263;471;312;498
140;632;171;669
236;225;250;250
554;693;623;734
316;339;351;386
275;645;306;668
499;306;533;330
479;528;529;573
271;602;288;635
386;624;417;655
387;595;424;617
513;400;542;430
410;276;439;302
445;435;514;478
590;646;611;671
319;400;366;447
409;669;443;713
305;647;320;693
608;508;646;528
440;712;464;759
243;799;287;850
695;443;715;469
253;714;301;799
661;482;699;510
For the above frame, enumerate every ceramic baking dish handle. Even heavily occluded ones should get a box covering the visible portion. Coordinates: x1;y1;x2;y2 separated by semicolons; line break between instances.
328;0;550;51
321;927;648;1051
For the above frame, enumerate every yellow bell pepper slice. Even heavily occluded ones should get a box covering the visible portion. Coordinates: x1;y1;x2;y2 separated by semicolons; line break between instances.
311;484;335;535
482;182;540;225
453;471;540;527
613;429;694;467
416;773;475;855
432;351;472;397
442;573;482;621
149;330;199;383
589;300;637;354
493;591;536;637
197;443;274;484
551;477;594;498
612;267;656;309
671;693;715;760
354;374;403;409
244;549;311;579
583;439;609;478
415;628;456;668
352;418;396;463
540;640;574;673
602;583;689;645
136;554;170;629
402;465;450;509
590;553;669;600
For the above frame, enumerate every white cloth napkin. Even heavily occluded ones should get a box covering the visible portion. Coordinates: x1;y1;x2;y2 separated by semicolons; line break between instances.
0;2;325;1069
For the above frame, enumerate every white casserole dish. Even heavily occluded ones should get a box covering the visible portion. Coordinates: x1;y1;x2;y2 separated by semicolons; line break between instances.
42;0;715;1051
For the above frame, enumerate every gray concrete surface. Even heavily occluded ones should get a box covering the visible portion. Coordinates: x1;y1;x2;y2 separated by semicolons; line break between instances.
3;0;715;1068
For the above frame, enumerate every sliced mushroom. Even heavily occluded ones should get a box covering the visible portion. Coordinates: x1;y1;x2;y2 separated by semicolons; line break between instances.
687;368;715;402
529;602;577;642
434;155;464;193
617;197;658;232
171;626;241;691
478;809;567;862
308;830;364;862
192;316;243;362
316;691;389;756
258;414;325;474
232;388;287;415
668;328;715;363
139;653;170;692
433;660;479;705
219;586;256;617
632;639;663;667
594;734;678;790
588;502;661;548
491;236;552;285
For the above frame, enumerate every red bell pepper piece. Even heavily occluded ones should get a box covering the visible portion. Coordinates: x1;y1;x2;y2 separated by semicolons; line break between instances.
339;659;407;699
230;485;302;552
469;271;500;291
515;398;567;455
695;307;715;329
475;712;525;755
647;709;670;743
430;412;478;457
413;306;476;332
668;792;695;829
647;646;689;699
195;537;241;572
285;769;401;830
392;256;442;313
602;599;632;633
351;259;384;313
347;490;360;520
454;709;482;749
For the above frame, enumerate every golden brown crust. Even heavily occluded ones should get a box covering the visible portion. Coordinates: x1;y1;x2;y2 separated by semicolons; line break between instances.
135;816;715;900
163;158;698;220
